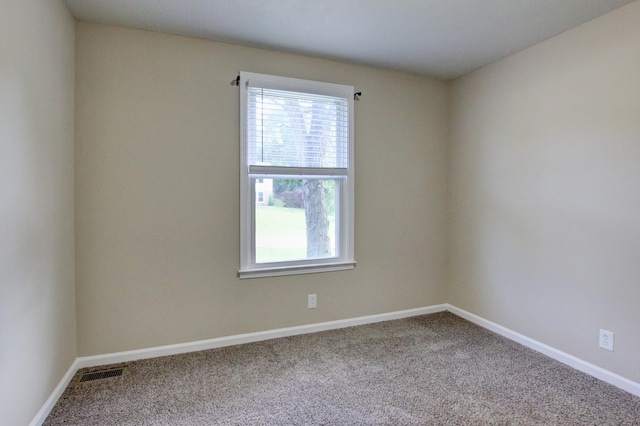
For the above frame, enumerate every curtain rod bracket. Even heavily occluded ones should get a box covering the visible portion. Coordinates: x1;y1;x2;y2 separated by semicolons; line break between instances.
354;91;362;101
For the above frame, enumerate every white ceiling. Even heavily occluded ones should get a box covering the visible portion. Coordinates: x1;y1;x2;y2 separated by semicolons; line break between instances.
64;0;636;80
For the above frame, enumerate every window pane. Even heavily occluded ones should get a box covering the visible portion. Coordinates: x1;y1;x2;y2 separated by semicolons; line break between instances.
248;88;348;169
255;178;338;263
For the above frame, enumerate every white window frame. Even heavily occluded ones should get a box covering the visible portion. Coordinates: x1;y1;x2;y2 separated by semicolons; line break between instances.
239;71;355;279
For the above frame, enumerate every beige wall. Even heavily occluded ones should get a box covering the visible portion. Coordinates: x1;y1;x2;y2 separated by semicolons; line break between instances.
75;23;449;356
449;2;640;382
0;1;76;424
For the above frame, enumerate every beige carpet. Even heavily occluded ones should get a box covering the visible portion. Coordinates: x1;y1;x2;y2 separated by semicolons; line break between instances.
45;312;640;425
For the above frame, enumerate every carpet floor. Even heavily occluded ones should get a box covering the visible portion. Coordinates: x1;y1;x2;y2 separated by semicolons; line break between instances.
45;312;640;425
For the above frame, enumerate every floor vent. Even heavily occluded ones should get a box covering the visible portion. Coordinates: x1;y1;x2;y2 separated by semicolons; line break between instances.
79;367;125;383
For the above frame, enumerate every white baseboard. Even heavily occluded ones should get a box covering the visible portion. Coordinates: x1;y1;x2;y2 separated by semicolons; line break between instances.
32;302;639;425
29;358;80;426
445;304;640;398
76;304;448;369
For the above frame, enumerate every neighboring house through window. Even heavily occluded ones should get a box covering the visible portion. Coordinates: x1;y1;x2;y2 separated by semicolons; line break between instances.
239;71;355;278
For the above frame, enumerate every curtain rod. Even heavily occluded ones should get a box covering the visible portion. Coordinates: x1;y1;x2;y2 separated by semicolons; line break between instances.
231;75;362;100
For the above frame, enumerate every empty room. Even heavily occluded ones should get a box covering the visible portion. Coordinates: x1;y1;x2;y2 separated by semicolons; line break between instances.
2;0;640;424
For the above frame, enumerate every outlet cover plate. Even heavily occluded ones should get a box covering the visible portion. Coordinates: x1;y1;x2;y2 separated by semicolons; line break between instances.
308;294;317;309
599;329;614;351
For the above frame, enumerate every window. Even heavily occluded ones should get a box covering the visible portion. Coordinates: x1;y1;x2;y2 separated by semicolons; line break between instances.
239;72;355;278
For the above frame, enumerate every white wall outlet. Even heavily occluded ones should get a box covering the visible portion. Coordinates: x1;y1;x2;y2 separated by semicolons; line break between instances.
599;329;614;351
308;294;317;309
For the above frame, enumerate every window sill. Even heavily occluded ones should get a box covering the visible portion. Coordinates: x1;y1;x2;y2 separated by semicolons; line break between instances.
238;261;356;279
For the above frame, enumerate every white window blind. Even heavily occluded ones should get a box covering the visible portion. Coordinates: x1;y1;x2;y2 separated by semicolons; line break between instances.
247;87;349;172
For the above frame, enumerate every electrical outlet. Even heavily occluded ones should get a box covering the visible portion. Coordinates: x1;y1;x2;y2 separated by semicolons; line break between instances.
308;294;317;309
599;329;614;352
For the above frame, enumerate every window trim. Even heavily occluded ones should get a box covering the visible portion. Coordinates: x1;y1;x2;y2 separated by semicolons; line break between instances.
238;72;355;279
